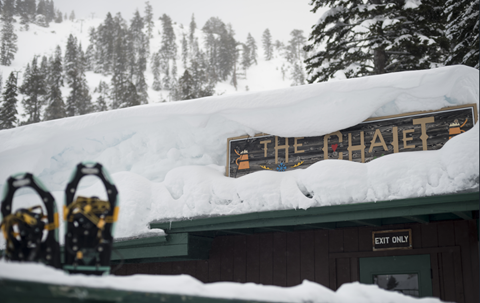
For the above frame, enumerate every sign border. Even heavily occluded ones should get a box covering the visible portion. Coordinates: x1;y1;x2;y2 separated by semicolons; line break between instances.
226;104;478;176
372;228;413;251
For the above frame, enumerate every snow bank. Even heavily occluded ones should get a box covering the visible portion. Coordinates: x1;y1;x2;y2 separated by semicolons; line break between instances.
0;261;444;303
0;66;478;242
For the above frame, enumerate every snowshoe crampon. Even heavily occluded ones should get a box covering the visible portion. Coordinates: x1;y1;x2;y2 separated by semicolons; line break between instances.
63;162;119;275
0;173;61;268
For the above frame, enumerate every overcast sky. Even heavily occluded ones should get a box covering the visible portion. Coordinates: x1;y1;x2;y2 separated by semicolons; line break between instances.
53;0;322;43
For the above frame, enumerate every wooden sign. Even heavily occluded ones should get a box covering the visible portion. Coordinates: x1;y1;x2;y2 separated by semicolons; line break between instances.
373;229;412;251
227;104;477;178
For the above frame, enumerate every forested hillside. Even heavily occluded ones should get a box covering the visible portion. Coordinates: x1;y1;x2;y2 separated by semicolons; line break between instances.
0;0;478;129
0;0;308;127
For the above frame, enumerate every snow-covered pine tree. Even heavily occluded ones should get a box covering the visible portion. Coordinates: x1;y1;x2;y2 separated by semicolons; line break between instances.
290;61;305;86
128;10;148;104
151;51;162;90
54;9;62;23
0;72;18;129
93;80;109;111
285;29;306;63
110;33;135;108
304;0;449;82
262;28;273;61
171;51;214;101
241;43;252;77
154;13;177;90
69;10;75;21
181;33;188;67
64;35;92;116
246;33;257;65
18;0;30;30
170;69;195;101
64;34;78;116
85;44;95;71
45;0;55;23
0;3;17;66
20;57;47;123
189;14;196;46
2;0;14;17
44;45;66;120
144;1;154;39
25;0;36;18
76;43;93;114
159;14;177;61
202;17;236;81
445;0;479;68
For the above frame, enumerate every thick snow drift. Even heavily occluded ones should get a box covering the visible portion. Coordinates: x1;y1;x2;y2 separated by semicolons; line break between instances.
0;261;444;303
0;66;478;242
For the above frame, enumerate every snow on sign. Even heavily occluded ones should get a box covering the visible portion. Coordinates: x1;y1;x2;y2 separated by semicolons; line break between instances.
227;104;478;178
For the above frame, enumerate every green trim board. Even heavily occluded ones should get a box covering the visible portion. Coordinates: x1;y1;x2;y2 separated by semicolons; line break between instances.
150;192;479;234
359;254;433;298
0;279;276;303
111;233;213;263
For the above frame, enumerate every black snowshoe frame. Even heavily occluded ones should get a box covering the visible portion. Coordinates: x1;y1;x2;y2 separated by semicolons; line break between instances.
0;173;61;268
63;162;119;275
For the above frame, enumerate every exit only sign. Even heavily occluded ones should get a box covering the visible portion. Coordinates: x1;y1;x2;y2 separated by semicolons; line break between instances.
372;229;412;251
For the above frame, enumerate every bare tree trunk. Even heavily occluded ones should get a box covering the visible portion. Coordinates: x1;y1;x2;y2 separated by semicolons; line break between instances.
374;48;386;74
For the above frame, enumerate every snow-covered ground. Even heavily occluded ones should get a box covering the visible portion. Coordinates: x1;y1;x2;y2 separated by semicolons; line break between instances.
0;261;445;303
0;65;478;245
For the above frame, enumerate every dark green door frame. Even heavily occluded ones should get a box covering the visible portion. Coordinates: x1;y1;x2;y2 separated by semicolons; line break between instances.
359;254;433;298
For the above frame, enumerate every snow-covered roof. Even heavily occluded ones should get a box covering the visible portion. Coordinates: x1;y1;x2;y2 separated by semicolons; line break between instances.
0;65;478;243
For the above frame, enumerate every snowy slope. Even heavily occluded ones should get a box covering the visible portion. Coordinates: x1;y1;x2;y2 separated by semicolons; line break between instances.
1;15;296;117
0;65;478;244
0;261;445;303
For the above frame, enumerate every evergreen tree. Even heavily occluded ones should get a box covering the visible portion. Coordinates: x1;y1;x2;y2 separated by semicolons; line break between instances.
189;14;196;45
110;33;133;108
202;17;236;81
0;7;17;66
285;29;306;63
64;35;92;116
445;0;479;68
25;0;36;17
0;72;18;129
44;45;66;120
241;43;252;76
159;14;177;60
128;10;148;104
304;0;449;82
2;0;14;17
144;1;154;38
181;33;188;67
69;10;75;21
171;70;195;101
290;62;305;86
262;28;273;61
18;0;30;30
93;80;109;111
171;52;214;101
151;51;162;90
54;9;62;23
246;33;257;65
20;57;47;123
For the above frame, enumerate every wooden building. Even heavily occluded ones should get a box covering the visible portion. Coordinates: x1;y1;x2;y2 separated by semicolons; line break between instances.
112;104;479;302
112;192;479;303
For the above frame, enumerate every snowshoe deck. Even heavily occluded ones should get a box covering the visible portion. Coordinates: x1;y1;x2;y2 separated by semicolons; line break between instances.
0;173;61;268
63;162;119;275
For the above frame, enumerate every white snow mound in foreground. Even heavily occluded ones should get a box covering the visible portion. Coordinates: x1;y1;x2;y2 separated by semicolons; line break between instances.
0;66;478;241
0;261;444;303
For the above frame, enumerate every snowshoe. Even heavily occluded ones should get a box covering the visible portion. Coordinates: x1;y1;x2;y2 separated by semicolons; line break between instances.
63;162;119;275
0;173;61;268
